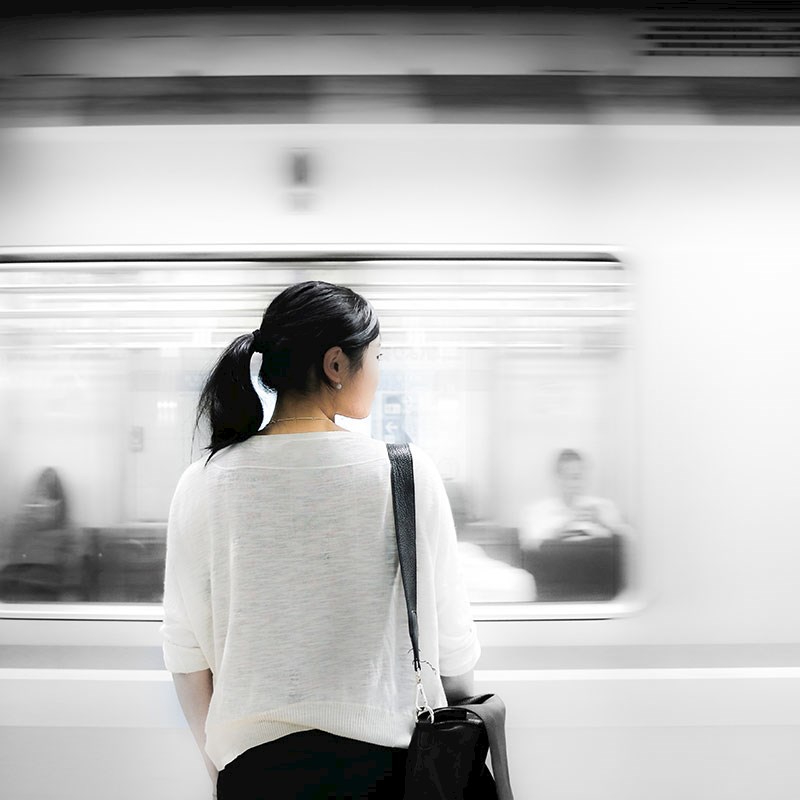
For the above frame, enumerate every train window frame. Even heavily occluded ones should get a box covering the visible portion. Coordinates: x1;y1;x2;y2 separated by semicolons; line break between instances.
0;244;645;623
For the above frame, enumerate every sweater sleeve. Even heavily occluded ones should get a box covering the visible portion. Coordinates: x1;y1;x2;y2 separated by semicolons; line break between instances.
411;445;482;678
160;465;210;674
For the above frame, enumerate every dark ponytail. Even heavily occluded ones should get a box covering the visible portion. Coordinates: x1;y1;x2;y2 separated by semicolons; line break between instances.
194;281;379;464
194;333;263;464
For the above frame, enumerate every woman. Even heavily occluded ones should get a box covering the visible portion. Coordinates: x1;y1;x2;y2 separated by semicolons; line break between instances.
161;281;481;799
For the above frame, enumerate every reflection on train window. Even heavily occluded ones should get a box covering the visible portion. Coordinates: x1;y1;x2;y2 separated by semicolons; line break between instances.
0;251;636;609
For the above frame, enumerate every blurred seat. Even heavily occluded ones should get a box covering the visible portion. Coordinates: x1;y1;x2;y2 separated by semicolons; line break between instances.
522;534;623;602
0;525;92;602
458;521;523;568
457;541;537;603
84;523;166;603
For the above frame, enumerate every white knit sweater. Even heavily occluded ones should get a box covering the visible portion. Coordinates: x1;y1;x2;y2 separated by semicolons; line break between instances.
160;431;481;770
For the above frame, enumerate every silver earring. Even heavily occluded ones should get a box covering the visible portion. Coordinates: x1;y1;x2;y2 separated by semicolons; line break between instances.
335;383;343;390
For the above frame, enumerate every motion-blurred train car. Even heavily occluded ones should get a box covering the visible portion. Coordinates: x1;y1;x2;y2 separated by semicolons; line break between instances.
1;3;799;799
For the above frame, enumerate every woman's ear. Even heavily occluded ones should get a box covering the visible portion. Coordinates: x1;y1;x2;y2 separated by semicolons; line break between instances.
322;345;346;386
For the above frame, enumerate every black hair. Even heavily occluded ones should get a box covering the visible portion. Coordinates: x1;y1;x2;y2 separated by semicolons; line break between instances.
194;280;380;464
555;448;584;473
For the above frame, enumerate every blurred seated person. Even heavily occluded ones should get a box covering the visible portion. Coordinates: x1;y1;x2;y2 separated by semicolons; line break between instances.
0;467;84;600
19;467;68;531
518;449;631;551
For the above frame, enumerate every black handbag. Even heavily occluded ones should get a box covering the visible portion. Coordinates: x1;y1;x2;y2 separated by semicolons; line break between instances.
387;443;515;800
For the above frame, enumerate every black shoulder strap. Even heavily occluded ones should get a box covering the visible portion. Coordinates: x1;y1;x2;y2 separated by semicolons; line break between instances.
386;442;421;672
387;442;515;800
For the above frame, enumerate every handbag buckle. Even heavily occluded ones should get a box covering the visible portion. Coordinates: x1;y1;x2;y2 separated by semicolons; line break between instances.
415;672;434;723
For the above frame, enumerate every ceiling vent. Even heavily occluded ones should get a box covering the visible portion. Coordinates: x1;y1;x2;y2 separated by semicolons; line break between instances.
638;11;800;58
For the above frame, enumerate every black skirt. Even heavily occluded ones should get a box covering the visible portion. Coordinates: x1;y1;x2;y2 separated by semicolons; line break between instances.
216;729;409;800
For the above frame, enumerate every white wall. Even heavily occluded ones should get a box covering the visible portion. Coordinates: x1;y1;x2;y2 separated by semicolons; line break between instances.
2;665;799;800
1;123;798;647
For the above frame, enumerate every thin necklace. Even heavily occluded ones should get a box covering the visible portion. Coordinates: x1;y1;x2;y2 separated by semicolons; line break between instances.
266;416;330;426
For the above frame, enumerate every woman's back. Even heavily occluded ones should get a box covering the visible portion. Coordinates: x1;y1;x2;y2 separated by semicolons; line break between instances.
162;430;480;772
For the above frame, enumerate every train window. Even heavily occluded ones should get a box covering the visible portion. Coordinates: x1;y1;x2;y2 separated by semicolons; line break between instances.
0;247;638;620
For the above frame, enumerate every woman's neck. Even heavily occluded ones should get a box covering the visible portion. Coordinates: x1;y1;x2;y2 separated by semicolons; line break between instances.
258;395;342;435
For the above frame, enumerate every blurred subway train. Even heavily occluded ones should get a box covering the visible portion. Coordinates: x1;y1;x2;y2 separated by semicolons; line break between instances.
1;4;800;799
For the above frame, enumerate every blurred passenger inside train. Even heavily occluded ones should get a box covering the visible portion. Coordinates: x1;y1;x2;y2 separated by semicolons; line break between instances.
17;467;68;532
161;281;481;799
518;449;631;551
0;466;83;600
